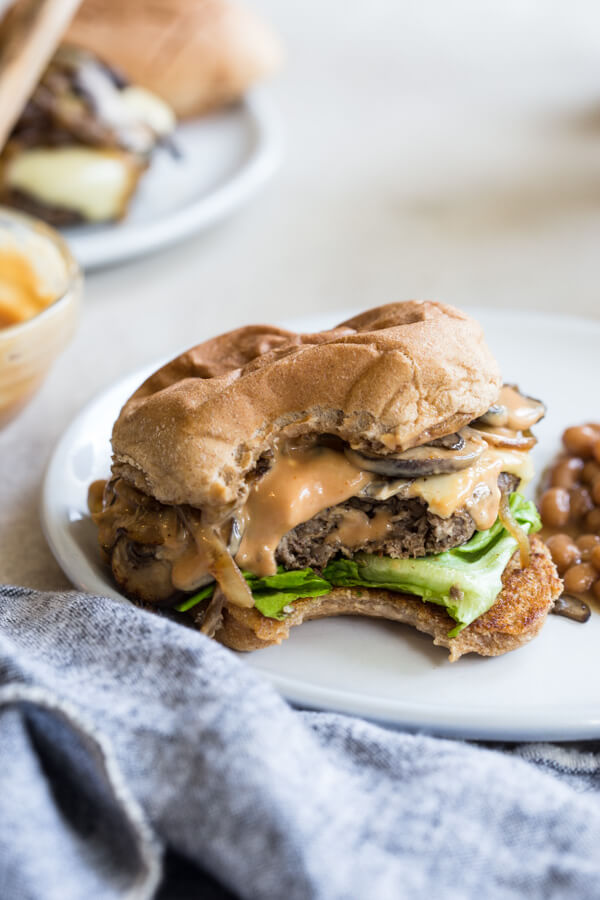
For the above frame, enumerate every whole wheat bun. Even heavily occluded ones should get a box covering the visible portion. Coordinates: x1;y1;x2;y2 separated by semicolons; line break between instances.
216;537;562;661
111;302;501;517
65;0;283;118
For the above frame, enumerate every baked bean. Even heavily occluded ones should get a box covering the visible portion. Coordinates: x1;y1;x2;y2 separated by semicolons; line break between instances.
581;460;600;485
563;425;599;458
545;533;581;574
563;562;597;594
591;544;600;573
550;457;584;489
569;485;594;522
586;507;600;533
546;424;600;610
539;488;571;527
576;534;600;560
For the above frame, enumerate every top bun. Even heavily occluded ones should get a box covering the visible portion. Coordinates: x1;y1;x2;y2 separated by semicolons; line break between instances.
66;0;283;118
111;302;501;515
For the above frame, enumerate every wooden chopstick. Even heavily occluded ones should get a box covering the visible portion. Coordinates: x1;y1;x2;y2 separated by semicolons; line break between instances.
0;0;83;151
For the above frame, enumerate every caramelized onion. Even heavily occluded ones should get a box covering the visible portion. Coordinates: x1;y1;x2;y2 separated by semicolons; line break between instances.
429;432;466;451
498;491;530;569
199;587;226;637
180;509;254;609
470;424;537;451
87;479;106;515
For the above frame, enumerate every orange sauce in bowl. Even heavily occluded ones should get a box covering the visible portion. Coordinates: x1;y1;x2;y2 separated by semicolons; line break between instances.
0;249;57;328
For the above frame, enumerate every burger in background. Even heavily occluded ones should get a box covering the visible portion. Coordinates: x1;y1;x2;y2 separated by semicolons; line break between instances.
66;0;283;119
0;0;282;225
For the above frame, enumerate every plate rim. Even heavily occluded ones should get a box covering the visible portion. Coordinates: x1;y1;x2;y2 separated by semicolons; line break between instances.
64;91;282;271
41;306;600;740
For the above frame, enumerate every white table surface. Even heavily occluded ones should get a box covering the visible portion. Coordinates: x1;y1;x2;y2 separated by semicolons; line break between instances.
1;0;600;589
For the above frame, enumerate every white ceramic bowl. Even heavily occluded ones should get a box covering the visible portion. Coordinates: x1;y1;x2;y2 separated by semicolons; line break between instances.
0;207;82;428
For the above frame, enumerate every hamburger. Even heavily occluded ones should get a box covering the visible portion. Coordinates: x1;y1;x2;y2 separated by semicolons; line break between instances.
66;0;284;120
90;302;562;659
0;45;175;226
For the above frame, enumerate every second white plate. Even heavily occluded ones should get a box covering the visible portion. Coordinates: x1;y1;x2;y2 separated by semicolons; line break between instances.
62;93;280;270
41;307;600;740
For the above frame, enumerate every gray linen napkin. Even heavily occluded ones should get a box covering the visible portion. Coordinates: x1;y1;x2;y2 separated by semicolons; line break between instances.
1;585;600;900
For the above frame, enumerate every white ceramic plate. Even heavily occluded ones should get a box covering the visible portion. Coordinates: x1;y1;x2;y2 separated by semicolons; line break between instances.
61;93;280;270
42;307;600;740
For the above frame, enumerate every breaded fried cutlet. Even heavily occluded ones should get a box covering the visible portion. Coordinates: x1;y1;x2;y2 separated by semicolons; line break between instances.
217;537;562;660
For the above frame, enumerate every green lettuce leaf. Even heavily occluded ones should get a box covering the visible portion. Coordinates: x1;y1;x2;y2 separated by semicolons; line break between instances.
174;583;215;613
174;567;331;619
322;492;540;635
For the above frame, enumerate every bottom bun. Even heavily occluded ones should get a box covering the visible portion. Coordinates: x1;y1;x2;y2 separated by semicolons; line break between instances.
215;537;562;661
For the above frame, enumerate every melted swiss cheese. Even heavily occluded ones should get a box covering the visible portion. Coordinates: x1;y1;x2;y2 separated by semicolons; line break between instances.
405;447;532;531
6;148;138;221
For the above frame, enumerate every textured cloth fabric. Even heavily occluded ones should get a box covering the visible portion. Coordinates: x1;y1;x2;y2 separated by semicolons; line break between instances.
1;586;600;900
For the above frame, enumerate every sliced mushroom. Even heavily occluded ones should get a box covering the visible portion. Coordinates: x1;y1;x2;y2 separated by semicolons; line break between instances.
475;404;508;428
429;432;465;451
110;535;174;603
345;428;487;478
475;386;546;432
197;587;226;638
551;594;591;623
500;385;546;430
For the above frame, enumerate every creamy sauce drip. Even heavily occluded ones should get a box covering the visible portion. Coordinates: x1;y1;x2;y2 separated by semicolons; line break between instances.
171;519;234;592
326;507;393;546
498;385;544;431
0;250;56;328
235;446;374;576
171;539;214;591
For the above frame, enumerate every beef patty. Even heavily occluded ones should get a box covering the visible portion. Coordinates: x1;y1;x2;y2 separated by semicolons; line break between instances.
276;472;519;571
